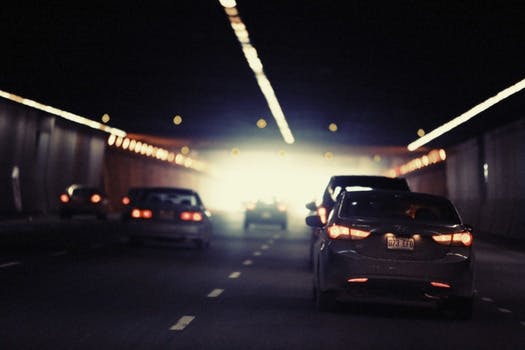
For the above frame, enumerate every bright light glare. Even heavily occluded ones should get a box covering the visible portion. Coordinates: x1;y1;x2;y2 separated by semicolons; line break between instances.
408;78;525;151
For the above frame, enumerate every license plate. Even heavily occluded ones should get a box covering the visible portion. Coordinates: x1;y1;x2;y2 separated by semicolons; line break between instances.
387;237;414;251
261;212;272;218
159;210;173;219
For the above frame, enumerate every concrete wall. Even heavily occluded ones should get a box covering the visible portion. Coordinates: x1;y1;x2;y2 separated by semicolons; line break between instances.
0;99;106;216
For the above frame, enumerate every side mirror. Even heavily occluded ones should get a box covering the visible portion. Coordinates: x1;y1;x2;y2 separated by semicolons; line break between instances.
305;201;318;211
305;215;323;227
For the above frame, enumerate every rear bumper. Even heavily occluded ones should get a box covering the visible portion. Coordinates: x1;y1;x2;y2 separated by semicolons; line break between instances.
126;221;211;241
319;247;475;303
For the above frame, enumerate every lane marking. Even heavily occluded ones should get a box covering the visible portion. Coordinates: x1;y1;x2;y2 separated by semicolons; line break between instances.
207;289;224;298
481;297;494;303
50;251;68;257
228;271;241;279
170;316;195;331
0;261;21;268
497;307;512;314
253;251;262;256
261;244;269;250
242;259;253;266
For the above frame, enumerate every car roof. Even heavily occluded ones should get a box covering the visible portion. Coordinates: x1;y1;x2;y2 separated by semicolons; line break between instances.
127;186;198;195
341;189;452;203
328;175;409;190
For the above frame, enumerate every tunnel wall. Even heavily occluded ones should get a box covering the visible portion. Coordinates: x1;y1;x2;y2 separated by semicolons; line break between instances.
408;118;525;239
447;118;525;238
0;99;107;216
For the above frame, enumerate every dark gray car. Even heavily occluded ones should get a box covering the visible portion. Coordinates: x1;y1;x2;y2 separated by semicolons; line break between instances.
307;189;475;319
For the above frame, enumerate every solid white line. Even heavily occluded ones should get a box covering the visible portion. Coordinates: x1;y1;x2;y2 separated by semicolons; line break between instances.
261;244;269;250
242;260;253;266
207;289;224;298
497;308;512;314
481;297;494;303
253;251;262;256
0;261;21;268
228;271;241;279
170;316;195;331
50;251;68;257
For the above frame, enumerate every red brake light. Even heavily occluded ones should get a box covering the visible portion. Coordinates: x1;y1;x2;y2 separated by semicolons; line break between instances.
181;211;203;222
122;196;131;205
432;231;472;247
317;206;327;224
90;194;102;203
348;278;368;283
431;281;451;288
327;225;370;240
59;194;70;203
131;209;152;219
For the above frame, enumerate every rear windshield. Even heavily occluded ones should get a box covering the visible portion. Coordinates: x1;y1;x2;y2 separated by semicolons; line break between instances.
339;192;460;223
137;189;199;206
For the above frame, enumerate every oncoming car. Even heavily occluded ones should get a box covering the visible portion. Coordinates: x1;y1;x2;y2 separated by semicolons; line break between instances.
58;184;109;220
244;198;287;230
306;189;475;319
122;187;212;249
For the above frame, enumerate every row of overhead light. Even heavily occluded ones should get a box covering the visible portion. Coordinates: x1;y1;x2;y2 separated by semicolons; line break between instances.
218;0;295;145
0;89;206;172
107;134;206;172
0;89;126;137
386;149;446;177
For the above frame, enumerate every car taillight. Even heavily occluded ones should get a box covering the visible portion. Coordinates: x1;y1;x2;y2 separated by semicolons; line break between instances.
59;194;70;203
181;211;203;222
131;209;152;219
121;196;131;205
90;194;102;203
327;225;371;240
432;231;473;247
317;206;327;224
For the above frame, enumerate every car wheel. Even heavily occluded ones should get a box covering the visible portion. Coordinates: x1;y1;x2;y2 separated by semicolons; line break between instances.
314;285;337;312
442;297;473;320
60;211;72;219
244;221;250;231
194;239;210;250
128;237;143;247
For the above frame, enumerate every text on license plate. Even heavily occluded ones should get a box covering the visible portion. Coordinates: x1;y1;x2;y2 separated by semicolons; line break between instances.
387;237;415;251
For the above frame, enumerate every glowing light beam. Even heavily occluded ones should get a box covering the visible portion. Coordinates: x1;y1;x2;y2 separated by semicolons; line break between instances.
408;78;525;151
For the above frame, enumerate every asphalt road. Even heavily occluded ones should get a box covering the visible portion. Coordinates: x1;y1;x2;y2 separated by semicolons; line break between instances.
1;212;525;349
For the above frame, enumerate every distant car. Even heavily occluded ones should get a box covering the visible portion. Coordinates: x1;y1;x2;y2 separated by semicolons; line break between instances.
244;198;287;230
305;175;411;265
122;187;212;249
306;189;475;319
58;184;109;220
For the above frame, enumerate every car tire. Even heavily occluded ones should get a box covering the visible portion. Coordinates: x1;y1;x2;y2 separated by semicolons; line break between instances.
314;286;337;312
442;297;473;320
244;221;250;231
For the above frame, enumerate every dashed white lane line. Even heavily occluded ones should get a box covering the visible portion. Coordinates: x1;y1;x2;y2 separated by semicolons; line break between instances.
50;251;68;257
253;251;262;256
242;259;253;266
261;244;269;250
228;271;241;279
497;307;512;314
481;297;494;303
0;261;21;268
207;289;224;298
170;316;195;331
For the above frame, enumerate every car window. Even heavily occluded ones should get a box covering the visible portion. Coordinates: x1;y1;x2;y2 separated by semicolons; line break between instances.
139;190;198;206
340;192;460;223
